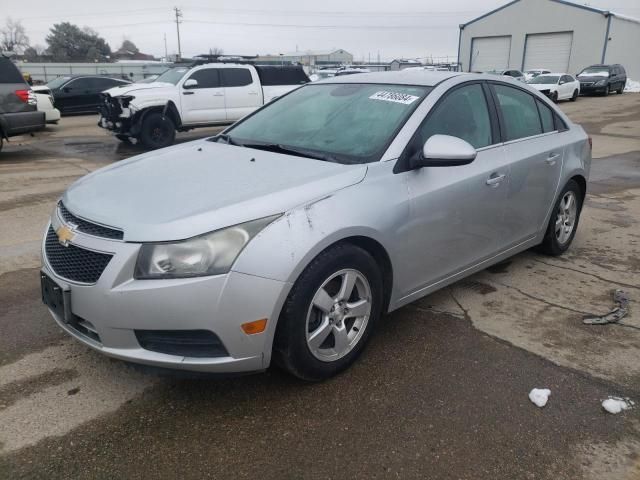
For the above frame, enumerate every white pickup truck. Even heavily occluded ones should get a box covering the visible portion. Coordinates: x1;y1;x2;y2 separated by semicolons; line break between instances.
98;62;309;148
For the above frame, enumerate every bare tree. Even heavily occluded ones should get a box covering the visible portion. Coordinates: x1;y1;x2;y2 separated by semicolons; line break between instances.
209;47;224;56
1;18;30;54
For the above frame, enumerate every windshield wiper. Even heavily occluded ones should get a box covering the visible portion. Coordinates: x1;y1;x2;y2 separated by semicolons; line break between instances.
239;142;340;163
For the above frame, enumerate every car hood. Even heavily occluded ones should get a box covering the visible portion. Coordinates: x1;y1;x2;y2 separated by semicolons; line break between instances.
62;140;367;242
529;83;557;91
103;82;175;97
577;75;608;82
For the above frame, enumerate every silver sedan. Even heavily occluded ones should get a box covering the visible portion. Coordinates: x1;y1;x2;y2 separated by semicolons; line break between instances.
41;71;591;381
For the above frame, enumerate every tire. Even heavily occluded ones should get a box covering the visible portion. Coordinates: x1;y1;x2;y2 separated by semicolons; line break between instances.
570;90;578;102
603;85;610;96
617;83;624;94
274;243;384;381
139;112;176;149
551;91;559;103
537;180;584;256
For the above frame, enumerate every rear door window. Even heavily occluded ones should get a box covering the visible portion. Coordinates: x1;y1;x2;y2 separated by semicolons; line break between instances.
0;57;25;83
493;84;542;141
186;68;221;89
221;68;253;87
536;100;555;133
416;83;493;149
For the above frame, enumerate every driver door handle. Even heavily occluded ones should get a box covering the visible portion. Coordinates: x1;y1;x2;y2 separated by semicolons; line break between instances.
183;91;194;95
486;173;506;187
546;153;560;165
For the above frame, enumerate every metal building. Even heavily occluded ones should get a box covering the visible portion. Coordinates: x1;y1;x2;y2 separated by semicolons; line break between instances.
458;0;640;79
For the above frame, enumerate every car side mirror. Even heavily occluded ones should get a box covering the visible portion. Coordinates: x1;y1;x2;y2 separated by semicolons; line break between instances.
410;135;477;169
559;80;566;85
183;79;198;89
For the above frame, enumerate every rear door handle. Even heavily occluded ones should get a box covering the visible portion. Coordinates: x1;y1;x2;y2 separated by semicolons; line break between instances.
546;153;560;165
486;173;506;187
183;91;194;95
213;92;224;97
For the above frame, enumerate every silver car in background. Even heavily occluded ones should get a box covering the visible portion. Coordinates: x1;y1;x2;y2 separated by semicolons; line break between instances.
41;71;591;381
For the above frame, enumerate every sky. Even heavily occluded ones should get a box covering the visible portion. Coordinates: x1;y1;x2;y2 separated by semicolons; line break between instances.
3;0;640;62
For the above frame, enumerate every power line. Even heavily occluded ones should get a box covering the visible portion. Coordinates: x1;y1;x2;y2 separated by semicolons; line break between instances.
184;20;458;30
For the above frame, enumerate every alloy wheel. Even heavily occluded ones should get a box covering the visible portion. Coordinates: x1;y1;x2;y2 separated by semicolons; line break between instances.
305;269;372;362
555;191;577;245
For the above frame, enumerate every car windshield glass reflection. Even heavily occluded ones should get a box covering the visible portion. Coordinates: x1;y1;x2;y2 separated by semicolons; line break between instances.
223;83;430;165
154;68;189;85
529;75;560;84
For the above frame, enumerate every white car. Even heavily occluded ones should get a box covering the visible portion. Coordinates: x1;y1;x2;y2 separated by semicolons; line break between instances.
527;73;580;102
524;69;551;81
35;92;61;124
98;63;310;148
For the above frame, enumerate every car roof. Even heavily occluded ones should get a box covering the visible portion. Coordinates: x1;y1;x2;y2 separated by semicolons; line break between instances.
318;70;462;86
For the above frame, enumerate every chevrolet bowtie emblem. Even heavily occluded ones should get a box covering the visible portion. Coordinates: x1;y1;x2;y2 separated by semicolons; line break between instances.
56;225;75;247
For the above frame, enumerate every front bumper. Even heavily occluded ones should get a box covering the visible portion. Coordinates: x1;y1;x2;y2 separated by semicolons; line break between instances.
580;83;607;94
42;210;290;373
97;94;135;135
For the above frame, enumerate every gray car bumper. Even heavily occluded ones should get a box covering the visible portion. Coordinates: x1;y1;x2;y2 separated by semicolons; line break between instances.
42;216;290;373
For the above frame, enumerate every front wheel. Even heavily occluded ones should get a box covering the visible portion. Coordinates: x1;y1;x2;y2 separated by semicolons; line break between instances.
274;244;383;381
617;83;624;94
139;112;176;149
537;180;583;256
551;91;559;103
570;90;579;102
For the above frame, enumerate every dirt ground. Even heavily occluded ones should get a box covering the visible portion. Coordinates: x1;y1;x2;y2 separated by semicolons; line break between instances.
0;94;639;479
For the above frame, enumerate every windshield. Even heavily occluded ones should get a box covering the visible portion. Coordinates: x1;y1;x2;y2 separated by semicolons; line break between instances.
154;67;189;85
528;75;560;85
47;76;72;89
224;83;430;164
579;68;609;77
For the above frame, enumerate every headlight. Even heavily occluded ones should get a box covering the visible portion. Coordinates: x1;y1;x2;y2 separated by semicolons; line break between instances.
596;79;607;86
134;215;280;279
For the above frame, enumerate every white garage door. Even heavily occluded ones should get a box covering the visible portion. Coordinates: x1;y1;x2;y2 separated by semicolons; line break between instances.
523;32;573;73
470;36;511;72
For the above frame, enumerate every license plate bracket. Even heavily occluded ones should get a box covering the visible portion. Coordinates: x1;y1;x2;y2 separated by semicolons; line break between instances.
41;272;72;323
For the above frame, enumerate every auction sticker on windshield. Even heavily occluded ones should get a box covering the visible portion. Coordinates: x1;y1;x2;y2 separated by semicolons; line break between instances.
369;91;420;105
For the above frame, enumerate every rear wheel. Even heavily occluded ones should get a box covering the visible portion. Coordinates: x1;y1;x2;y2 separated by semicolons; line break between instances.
537;180;583;256
139;112;176;149
274;244;383;381
570;89;579;102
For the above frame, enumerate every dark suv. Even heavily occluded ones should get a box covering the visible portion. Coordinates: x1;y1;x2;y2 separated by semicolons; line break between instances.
577;64;627;95
0;56;45;151
32;75;131;114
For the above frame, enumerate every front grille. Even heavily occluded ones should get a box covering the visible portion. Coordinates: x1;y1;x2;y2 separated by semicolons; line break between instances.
45;227;113;283
58;202;123;240
135;330;229;358
581;82;594;87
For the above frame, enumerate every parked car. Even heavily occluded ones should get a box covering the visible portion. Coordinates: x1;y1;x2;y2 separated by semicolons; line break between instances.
486;69;526;82
527;73;580;102
577;64;627;95
32;75;131;114
35;92;61;124
98;63;310;148
0;55;45;152
42;71;591;381
334;68;371;76
524;69;551;81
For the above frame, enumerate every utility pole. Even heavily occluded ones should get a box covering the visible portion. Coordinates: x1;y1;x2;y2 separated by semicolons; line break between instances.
164;33;168;61
174;7;183;61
